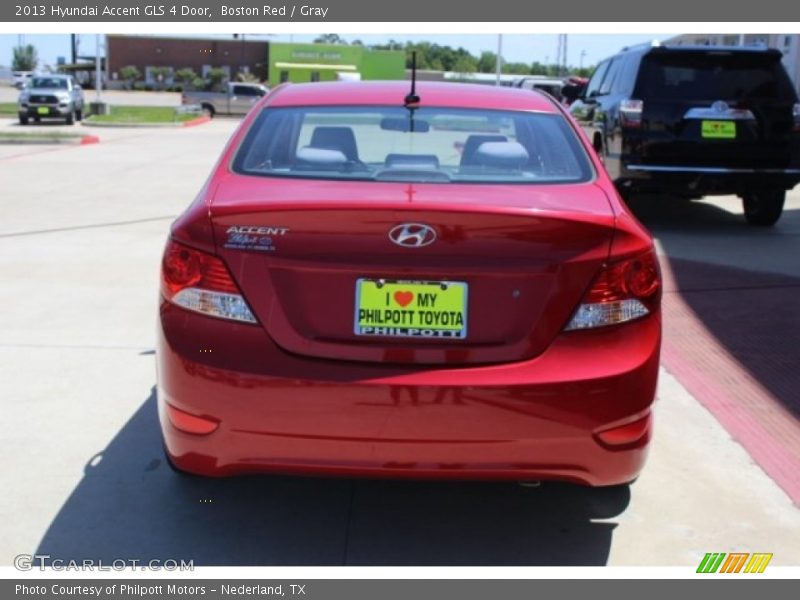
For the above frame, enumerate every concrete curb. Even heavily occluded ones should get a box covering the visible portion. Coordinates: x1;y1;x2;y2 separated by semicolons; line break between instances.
0;134;100;145
81;115;210;129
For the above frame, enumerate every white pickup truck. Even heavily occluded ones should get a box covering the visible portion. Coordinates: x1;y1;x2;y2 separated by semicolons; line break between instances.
181;82;269;117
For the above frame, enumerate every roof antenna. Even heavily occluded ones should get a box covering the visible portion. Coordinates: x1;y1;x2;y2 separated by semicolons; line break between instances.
404;51;420;106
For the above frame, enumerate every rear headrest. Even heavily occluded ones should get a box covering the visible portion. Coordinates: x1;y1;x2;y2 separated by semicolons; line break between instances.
309;126;359;161
460;134;508;166
471;142;529;169
295;146;348;170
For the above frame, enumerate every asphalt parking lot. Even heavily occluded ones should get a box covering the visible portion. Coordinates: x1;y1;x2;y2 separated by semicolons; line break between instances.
1;119;798;567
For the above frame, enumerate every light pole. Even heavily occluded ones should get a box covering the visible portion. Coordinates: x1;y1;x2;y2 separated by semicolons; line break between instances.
90;34;108;116
496;34;503;86
579;50;586;71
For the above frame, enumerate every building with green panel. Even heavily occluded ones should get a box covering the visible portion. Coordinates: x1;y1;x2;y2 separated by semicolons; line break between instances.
267;42;406;86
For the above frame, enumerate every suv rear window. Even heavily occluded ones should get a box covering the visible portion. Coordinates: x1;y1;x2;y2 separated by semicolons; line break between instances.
232;106;593;184
636;51;797;101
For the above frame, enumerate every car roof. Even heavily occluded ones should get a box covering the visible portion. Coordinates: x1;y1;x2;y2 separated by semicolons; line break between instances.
619;43;782;58
266;81;561;113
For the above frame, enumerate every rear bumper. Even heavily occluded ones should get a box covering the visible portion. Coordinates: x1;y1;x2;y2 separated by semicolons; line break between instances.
19;104;73;117
620;164;800;195
157;303;661;485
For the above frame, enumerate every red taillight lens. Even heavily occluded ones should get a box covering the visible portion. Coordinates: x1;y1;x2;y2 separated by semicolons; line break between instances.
620;98;643;129
161;240;238;299
565;249;661;331
160;240;256;323
162;243;202;296
584;250;660;305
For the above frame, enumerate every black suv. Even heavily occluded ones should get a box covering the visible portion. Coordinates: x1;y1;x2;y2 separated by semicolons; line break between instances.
567;43;800;226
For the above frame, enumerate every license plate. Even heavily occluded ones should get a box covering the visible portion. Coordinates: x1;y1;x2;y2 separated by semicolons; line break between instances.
354;279;468;339
36;107;50;115
702;120;736;139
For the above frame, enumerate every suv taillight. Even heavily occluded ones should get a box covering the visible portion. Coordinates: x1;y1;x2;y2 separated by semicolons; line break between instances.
793;103;800;132
620;99;644;129
564;249;661;331
161;240;257;323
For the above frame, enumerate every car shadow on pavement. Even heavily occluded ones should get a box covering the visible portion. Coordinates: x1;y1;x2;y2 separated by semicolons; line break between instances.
627;195;800;422
35;386;629;566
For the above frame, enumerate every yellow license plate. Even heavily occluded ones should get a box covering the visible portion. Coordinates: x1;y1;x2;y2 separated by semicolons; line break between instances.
702;120;736;139
355;279;468;339
36;107;50;115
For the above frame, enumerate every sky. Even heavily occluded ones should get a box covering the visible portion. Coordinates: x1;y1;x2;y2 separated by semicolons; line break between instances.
0;33;667;70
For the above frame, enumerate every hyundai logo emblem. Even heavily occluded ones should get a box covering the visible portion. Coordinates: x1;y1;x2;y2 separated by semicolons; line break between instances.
388;223;437;248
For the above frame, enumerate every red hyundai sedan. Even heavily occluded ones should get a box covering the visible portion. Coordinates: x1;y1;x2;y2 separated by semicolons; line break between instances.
157;81;661;485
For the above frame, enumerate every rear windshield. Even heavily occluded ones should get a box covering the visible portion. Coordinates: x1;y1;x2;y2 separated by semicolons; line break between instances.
232;106;593;184
31;77;68;89
637;52;797;101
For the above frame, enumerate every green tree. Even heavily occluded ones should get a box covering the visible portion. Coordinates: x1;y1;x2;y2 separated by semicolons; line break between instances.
205;67;228;92
149;66;172;89
174;68;197;86
372;39;404;52
313;34;346;45
12;44;38;71
477;51;497;74
452;55;477;75
502;62;530;75
119;65;141;90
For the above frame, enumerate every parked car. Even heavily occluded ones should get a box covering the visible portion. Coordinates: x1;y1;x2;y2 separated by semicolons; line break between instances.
17;74;85;125
158;81;662;486
12;70;33;89
181;82;269;117
568;43;800;226
512;76;567;101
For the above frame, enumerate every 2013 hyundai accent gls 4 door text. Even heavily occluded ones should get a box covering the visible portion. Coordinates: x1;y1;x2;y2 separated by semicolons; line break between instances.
157;81;662;485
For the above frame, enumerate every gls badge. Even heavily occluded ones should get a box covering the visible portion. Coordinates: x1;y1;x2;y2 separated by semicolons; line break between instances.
224;225;290;252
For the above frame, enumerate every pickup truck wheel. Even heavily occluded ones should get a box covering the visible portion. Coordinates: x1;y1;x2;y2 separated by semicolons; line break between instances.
18;113;29;125
201;104;215;118
742;190;785;227
65;111;75;125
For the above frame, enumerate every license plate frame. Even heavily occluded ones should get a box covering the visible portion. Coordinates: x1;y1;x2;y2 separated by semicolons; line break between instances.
354;278;468;339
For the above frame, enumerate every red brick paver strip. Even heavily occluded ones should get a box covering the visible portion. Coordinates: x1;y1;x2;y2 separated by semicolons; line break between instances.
660;257;800;504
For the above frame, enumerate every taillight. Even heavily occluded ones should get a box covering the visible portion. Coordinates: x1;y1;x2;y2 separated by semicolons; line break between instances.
564;249;660;331
161;240;257;324
619;99;643;129
793;103;800;132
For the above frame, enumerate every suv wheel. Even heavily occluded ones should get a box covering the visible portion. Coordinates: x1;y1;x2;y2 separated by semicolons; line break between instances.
75;108;83;121
742;190;785;227
18;113;28;125
65;111;75;125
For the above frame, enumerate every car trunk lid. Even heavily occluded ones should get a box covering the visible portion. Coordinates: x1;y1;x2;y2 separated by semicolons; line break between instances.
210;176;616;365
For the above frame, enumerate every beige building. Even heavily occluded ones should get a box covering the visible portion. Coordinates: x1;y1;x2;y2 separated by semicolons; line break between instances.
664;34;800;93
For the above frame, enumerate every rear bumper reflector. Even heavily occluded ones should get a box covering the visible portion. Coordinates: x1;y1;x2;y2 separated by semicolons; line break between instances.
166;403;220;435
